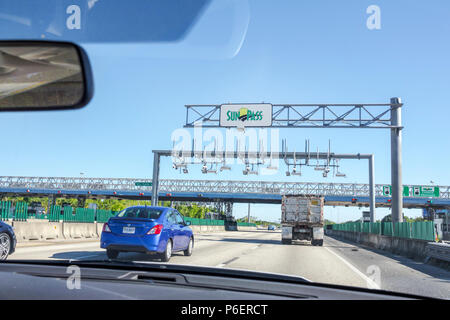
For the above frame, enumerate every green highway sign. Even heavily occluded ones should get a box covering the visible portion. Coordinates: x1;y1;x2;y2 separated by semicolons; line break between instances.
135;182;152;187
382;185;439;197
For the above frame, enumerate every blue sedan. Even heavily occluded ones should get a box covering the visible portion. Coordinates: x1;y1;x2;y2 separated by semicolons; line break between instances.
100;206;193;262
0;220;16;261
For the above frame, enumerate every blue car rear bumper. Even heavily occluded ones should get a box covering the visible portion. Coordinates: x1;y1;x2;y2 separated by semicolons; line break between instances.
100;232;166;253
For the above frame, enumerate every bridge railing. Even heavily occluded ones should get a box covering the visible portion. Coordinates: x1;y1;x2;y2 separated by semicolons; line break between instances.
0;176;448;199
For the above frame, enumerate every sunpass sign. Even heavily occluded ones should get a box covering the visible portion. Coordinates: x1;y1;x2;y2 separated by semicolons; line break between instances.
219;104;273;127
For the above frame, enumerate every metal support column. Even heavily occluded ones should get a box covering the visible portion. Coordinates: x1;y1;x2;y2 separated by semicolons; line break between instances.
47;195;56;212
368;154;375;223
390;97;403;223
151;152;160;206
247;203;251;223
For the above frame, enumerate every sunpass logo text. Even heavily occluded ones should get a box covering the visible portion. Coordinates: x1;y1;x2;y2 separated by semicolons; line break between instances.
226;108;263;122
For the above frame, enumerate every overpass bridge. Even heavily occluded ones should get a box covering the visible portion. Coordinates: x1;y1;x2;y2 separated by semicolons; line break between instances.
0;176;449;208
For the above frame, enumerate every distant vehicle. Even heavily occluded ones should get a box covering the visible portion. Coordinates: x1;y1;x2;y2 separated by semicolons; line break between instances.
101;206;193;262
0;220;16;261
27;202;45;217
281;195;324;246
268;225;276;231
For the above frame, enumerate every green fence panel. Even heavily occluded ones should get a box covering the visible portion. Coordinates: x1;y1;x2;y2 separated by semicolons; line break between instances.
362;223;370;233
13;202;28;221
181;217;226;226
382;222;394;236
96;209;114;223
48;205;61;222
393;222;400;238
410;221;434;241
86;208;95;223
371;222;381;235
63;206;73;222
183;217;192;224
332;220;435;242
0;201;11;221
74;208;86;222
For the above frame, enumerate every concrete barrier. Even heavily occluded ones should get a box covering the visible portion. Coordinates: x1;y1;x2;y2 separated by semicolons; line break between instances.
96;223;104;237
189;225;225;234
237;226;258;231
63;223;98;239
325;229;431;261
13;221;64;241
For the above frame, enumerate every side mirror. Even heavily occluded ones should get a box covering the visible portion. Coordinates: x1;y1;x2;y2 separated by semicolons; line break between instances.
185;221;191;226
0;41;93;111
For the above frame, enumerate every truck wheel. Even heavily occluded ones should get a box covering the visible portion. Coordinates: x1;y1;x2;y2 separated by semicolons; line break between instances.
281;239;292;245
311;240;317;246
318;239;323;246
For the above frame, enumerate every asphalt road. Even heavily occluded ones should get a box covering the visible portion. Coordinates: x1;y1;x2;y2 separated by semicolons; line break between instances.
9;230;450;299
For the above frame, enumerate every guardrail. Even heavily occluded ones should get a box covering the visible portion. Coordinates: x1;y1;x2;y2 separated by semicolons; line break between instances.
425;243;450;262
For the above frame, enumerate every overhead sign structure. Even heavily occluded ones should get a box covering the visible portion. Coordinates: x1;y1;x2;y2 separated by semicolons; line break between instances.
382;185;439;198
219;103;272;127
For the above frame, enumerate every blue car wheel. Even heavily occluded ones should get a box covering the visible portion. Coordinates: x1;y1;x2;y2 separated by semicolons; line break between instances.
160;239;172;262
184;237;194;256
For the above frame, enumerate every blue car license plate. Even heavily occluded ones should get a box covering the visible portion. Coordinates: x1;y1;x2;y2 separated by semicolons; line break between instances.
123;227;135;234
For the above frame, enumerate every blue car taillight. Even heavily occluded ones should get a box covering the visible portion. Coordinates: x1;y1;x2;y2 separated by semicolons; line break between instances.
102;223;111;233
147;224;163;235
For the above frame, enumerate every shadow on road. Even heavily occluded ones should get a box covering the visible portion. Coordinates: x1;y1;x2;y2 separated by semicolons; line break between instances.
50;250;187;262
51;251;105;260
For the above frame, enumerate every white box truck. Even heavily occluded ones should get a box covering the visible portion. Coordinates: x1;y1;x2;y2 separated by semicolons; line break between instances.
281;195;324;246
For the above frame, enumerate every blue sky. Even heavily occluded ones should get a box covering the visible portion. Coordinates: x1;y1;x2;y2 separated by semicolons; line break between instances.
1;0;449;222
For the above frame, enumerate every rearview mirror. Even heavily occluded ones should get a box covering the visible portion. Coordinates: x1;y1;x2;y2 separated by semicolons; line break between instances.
0;41;93;111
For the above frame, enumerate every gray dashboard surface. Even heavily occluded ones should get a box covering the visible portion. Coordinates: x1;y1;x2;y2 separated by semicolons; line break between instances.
0;263;415;300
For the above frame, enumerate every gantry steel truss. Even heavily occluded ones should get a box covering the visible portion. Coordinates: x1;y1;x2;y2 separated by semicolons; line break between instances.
184;98;405;224
184;103;403;129
0;176;448;199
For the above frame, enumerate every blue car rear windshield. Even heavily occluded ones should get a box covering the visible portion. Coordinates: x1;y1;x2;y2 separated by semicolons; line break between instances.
116;207;163;219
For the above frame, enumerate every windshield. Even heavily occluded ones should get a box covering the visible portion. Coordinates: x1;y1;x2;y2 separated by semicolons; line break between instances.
0;0;449;300
116;207;163;220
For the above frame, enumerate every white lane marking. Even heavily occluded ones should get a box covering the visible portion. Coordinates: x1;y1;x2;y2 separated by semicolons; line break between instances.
215;263;226;268
118;272;134;279
324;246;381;290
